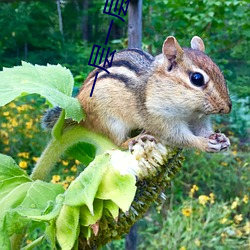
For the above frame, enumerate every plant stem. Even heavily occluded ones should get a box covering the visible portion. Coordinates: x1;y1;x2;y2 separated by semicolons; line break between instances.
30;126;118;181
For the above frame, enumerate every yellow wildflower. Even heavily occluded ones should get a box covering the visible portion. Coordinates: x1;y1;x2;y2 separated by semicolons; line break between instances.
236;229;243;237
221;232;227;238
32;157;39;162
26;121;33;129
220;218;228;224
3;111;9;116
11;119;18;127
231;197;240;209
221;162;228;167
179;247;186;250
18;152;30;159
243;195;248;204
63;182;69;189
189;184;199;198
232;150;237;156
198;195;210;206
66;176;75;182
234;214;243;224
244;221;250;234
51;175;61;183
70;165;77;172
209;193;215;204
9;102;16;108
19;161;28;169
62;160;69;166
182;207;192;217
194;238;201;247
75;159;81;165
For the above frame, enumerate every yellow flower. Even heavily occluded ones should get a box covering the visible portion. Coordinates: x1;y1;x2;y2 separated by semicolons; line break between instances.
234;214;243;224
236;229;242;237
244;221;250;234
11;119;18;127
26;121;33;129
75;159;81;165
70;165;77;172
62;160;69;166
232;150;237;156
194;238;201;247
19;161;28;169
0;130;8;138
221;162;228;167
209;193;215;204
66;176;75;182
243;195;248;204
179;247;186;250
32;157;39;162
63;182;69;189
18;152;30;159
221;232;227;238
198;195;210;206
220;217;228;224
189;184;199;198
182;207;192;217
51;175;61;183
3;111;9;116
231;198;240;209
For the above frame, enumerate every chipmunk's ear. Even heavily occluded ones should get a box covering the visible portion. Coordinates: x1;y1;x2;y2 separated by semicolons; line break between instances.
162;36;184;64
191;36;205;52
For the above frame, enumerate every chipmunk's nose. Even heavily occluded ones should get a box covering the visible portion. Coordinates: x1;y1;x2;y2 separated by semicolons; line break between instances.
219;101;232;114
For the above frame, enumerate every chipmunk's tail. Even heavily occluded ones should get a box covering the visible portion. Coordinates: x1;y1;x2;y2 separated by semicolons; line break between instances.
41;106;62;130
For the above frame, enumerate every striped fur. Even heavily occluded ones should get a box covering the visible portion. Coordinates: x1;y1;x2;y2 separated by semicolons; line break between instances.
77;36;231;152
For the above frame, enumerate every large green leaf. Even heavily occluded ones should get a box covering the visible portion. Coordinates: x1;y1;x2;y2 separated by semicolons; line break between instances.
0;62;85;121
56;205;80;250
0;154;65;248
63;154;110;213
0;154;30;181
96;167;136;212
65;142;96;165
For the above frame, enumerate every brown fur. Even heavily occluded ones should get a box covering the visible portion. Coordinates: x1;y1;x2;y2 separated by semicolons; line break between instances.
77;36;231;152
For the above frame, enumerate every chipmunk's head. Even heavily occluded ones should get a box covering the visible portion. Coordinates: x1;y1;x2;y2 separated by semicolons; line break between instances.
159;36;232;115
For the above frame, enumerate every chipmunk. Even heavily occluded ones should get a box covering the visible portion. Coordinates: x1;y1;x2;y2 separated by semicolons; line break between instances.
43;36;232;153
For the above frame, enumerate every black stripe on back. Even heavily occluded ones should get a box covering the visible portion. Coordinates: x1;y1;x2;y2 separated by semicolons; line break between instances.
111;60;141;74
98;73;130;86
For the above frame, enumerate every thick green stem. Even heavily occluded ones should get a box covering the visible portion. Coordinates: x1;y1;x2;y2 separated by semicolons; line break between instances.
30;126;118;181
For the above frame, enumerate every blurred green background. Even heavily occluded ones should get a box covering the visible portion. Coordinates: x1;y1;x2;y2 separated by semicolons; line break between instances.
0;0;249;249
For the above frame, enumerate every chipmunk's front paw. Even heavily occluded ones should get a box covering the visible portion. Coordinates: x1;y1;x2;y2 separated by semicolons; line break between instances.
206;133;230;152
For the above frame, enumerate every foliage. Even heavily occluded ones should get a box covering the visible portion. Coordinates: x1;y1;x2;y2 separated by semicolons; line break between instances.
137;193;249;250
0;63;182;249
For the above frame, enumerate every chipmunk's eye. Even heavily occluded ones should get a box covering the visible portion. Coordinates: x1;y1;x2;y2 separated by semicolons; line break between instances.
190;72;204;87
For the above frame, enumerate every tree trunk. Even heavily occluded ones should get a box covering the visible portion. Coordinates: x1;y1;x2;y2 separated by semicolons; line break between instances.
125;224;137;250
128;0;142;49
82;0;89;41
56;0;63;36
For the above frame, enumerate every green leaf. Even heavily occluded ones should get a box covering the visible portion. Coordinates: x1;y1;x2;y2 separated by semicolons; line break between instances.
56;205;80;250
21;235;45;250
0;62;85;122
20;181;64;213
0;154;30;181
79;199;103;227
0;176;32;201
66;142;96;165
64;154;111;213
96;167;136;212
103;200;119;219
